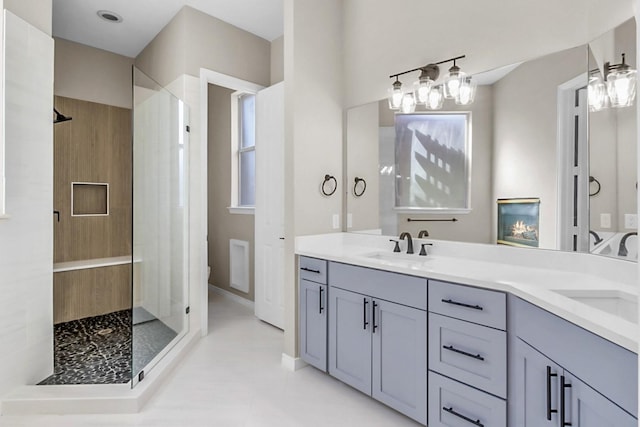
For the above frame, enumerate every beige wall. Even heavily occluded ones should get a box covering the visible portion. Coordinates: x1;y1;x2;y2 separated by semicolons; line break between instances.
207;84;255;301
493;46;586;249
271;36;284;84
54;39;134;109
136;6;271;88
5;0;51;35
284;0;344;357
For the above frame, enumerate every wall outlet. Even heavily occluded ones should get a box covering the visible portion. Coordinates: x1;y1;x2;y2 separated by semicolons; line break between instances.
347;213;353;229
332;214;340;230
600;213;611;229
624;214;637;229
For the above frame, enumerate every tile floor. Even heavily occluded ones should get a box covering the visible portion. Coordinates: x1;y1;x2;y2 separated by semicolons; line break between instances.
0;290;422;427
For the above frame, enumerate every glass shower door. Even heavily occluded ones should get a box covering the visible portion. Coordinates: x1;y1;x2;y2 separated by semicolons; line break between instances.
132;67;189;385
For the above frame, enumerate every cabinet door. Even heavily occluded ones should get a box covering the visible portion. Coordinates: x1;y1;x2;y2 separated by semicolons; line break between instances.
512;339;562;426
299;279;327;371
372;299;427;425
564;372;636;427
328;287;372;395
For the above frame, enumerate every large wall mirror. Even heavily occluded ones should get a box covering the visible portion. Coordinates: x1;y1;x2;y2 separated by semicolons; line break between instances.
345;18;637;262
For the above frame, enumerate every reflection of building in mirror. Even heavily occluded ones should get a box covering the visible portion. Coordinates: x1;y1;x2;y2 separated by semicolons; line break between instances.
394;113;470;210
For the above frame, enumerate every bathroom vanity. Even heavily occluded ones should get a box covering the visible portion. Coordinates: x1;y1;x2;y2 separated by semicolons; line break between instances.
296;233;638;426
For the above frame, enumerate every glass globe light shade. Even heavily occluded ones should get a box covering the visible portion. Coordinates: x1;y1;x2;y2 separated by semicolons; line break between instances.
400;92;417;113
607;68;637;108
587;74;607;112
444;64;466;99
426;85;444;110
455;78;477;105
387;79;403;110
413;77;434;105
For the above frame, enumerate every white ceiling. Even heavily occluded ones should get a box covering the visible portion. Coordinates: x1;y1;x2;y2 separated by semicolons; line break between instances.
52;0;284;58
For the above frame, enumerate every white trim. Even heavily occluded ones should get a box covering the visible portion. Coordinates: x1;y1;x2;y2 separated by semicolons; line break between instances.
0;214;9;220
208;284;255;309
281;353;308;371
227;206;255;215
199;68;265;338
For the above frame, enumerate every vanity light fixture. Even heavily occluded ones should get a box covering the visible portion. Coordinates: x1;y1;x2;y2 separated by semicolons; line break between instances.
388;55;469;111
388;77;404;110
443;58;467;99
605;53;637;108
588;53;637;111
455;77;477;105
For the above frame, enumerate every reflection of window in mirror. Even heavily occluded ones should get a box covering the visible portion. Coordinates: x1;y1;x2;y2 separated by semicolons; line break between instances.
394;113;471;211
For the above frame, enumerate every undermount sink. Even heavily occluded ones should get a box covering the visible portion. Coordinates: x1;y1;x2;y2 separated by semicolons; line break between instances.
553;289;638;324
360;251;432;268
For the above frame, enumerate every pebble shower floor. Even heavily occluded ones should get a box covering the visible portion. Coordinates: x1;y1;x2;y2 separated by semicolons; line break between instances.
38;309;177;385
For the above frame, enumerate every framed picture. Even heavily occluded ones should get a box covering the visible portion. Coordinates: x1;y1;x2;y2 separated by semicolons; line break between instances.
497;198;540;248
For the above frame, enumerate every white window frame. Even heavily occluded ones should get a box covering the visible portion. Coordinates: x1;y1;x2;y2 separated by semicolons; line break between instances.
229;91;257;215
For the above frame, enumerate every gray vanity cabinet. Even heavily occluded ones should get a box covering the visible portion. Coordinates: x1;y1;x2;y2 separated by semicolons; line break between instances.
299;279;327;371
328;262;427;425
512;338;564;426
510;296;638;426
299;257;328;371
328;286;372;394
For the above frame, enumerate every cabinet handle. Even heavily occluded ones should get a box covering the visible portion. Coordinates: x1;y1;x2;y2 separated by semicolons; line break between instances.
442;345;485;361
441;298;483;311
560;375;572;426
301;267;321;274
372;300;378;333
363;298;369;330
319;286;324;314
546;366;558;420
442;406;484;427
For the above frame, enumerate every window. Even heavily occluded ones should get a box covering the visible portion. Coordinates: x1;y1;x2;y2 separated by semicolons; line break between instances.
394;113;471;211
230;92;256;213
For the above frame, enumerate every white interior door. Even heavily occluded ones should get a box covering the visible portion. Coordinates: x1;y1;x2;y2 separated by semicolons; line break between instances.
254;82;285;329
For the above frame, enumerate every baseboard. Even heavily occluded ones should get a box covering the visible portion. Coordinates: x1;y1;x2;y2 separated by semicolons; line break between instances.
281;353;308;371
208;284;254;309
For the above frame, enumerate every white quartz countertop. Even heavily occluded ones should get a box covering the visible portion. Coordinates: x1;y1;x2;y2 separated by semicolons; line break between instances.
296;233;639;353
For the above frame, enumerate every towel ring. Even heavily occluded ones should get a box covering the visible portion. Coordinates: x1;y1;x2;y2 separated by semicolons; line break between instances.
321;174;338;196
589;176;601;197
353;177;367;197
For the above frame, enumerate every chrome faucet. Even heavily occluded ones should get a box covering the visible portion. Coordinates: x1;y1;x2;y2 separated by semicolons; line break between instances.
418;230;429;238
618;232;637;257
399;232;414;254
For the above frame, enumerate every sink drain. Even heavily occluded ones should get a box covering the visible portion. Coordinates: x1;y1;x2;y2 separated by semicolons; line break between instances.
97;328;113;336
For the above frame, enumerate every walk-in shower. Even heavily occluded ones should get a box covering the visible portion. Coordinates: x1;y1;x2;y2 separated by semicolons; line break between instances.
41;67;189;387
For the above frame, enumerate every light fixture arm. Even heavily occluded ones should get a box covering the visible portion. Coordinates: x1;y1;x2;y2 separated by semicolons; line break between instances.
604;53;630;81
389;54;466;80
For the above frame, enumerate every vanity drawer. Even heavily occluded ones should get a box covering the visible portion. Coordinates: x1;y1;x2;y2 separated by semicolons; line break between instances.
429;371;506;427
329;262;427;310
299;256;327;284
429;280;506;330
429;313;506;398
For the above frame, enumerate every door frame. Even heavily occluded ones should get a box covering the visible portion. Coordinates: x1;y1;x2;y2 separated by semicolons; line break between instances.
198;68;264;336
